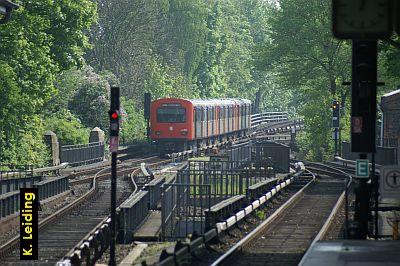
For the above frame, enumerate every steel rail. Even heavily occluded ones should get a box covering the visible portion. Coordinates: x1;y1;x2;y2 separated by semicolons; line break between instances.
210;169;317;266
59;159;171;265
0;158;169;261
299;163;353;265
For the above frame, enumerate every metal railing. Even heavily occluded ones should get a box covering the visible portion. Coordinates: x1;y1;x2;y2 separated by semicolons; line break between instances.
143;176;165;210
34;176;69;201
161;159;276;240
0;165;34;180
0;163;68;196
60;142;105;167
0;175;70;220
251;112;288;128
0;190;19;219
158;171;311;266
118;190;149;243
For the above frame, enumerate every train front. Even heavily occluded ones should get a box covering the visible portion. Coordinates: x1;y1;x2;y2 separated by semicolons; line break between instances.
150;98;194;154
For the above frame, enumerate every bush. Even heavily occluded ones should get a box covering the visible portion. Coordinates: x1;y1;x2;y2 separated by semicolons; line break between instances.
120;97;146;144
45;110;90;145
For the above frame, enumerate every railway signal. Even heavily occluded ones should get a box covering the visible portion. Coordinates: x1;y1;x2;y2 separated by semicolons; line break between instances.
109;86;120;266
332;2;383;240
351;41;377;153
332;100;340;128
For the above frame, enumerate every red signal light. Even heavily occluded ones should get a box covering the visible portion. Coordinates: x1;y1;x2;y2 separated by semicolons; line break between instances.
111;112;118;119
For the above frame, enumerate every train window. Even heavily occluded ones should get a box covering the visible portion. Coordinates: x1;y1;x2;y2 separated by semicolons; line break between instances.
196;108;201;121
157;107;186;123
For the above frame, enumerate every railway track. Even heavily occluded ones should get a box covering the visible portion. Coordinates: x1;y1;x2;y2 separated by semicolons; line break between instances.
0;157;170;265
68;156;161;185
209;166;347;266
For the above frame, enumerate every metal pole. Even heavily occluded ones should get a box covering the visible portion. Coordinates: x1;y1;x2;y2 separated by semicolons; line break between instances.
372;153;378;239
380;111;384;147
338;125;342;157
345;176;349;238
110;151;117;266
354;153;370;239
109;87;120;266
334;128;338;156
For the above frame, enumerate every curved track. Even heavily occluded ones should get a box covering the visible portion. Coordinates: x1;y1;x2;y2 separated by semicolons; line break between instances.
211;166;347;266
0;158;169;265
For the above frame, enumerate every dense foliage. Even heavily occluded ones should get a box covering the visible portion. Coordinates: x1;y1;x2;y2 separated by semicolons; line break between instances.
1;0;400;166
0;0;96;166
256;0;399;161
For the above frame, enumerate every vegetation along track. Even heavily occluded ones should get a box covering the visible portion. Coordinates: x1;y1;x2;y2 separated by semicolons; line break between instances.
0;157;169;265
212;167;346;266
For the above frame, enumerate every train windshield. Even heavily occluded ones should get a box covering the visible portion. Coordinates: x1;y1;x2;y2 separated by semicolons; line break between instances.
157;107;186;123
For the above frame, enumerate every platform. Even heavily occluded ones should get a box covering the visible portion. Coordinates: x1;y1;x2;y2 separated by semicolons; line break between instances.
133;210;162;241
300;240;400;265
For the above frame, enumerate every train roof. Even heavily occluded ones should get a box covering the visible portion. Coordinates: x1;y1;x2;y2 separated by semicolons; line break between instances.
153;98;251;107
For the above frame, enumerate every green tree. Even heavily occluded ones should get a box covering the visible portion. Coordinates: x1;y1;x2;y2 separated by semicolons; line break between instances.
0;0;96;165
256;0;351;160
120;97;146;143
67;65;113;131
44;110;90;145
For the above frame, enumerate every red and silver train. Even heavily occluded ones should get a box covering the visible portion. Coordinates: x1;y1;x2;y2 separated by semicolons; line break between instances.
150;98;252;153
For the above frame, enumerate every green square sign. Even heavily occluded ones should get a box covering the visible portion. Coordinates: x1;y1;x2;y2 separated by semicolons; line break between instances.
356;159;369;178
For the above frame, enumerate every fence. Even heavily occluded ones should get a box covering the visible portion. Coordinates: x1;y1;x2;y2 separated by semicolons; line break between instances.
118;191;149;243
143;176;165;209
162;183;211;240
250;141;290;173
0;175;69;219
45;127;105;167
60;142;105;167
161;159;275;240
34;176;69;201
227;142;251;163
0;165;42;195
383;138;398;148
342;142;398;165
251;112;288;128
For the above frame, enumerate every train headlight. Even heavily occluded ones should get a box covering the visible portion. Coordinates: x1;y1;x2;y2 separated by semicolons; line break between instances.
156;131;161;135
180;129;188;136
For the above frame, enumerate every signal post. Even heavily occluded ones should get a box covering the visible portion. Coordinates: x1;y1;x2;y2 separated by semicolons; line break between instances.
109;87;120;266
332;0;392;239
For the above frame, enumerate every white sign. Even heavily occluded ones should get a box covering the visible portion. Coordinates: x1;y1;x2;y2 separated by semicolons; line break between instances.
356;159;369;178
109;136;119;153
380;166;400;199
332;131;339;140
